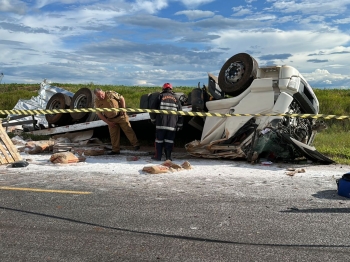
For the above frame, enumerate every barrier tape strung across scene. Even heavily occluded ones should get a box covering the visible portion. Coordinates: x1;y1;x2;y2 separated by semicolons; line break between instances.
0;108;349;120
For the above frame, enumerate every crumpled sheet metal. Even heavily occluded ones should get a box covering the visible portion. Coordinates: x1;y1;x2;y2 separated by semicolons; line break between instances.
10;80;74;127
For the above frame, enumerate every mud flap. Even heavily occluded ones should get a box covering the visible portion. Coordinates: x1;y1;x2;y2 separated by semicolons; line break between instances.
289;137;334;164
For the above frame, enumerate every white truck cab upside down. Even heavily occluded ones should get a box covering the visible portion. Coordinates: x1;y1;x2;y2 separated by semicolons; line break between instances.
186;53;333;164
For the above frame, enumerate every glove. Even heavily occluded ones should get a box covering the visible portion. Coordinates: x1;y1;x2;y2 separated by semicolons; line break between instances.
150;119;156;125
176;125;183;131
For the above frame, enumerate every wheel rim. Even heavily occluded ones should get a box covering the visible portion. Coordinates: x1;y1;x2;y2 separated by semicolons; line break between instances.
48;99;61;117
224;61;245;84
73;94;87;109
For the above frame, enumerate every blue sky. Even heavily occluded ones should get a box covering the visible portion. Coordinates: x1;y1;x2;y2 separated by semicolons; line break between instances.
1;0;350;89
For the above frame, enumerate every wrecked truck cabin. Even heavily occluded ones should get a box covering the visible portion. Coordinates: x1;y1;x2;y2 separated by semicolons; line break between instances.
185;53;333;164
4;53;333;164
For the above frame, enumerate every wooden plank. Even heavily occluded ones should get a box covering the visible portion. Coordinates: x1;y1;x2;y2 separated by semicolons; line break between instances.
0;125;22;163
0;141;13;163
0;145;6;164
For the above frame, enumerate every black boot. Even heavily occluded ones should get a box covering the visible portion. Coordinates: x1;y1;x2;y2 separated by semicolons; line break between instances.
164;149;172;161
151;142;163;161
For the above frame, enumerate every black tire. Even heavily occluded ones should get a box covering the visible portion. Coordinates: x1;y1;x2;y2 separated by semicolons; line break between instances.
218;53;258;97
45;93;73;125
191;88;208;112
86;112;100;122
187;92;192;105
70;87;95;121
140;94;150;109
148;92;160;108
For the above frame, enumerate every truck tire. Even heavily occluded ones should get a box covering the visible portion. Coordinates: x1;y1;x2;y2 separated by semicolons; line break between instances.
191;88;209;112
148;92;160;108
140;94;150;109
187;92;192;105
218;53;258;97
70;87;95;122
45;93;73;125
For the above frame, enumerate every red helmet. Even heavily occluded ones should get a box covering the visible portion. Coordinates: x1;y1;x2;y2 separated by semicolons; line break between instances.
162;82;172;90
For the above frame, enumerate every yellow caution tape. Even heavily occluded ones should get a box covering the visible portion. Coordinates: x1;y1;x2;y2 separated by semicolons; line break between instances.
0;108;349;120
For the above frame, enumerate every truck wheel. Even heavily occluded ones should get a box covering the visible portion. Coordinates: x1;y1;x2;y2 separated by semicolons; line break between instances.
70;87;95;122
45;93;73;125
148;92;160;108
218;53;258;97
140;94;150;109
191;88;209;112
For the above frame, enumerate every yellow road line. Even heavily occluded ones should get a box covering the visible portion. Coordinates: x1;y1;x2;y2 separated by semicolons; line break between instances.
0;186;92;194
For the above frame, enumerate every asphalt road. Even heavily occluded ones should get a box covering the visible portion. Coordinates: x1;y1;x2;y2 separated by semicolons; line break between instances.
1;163;350;262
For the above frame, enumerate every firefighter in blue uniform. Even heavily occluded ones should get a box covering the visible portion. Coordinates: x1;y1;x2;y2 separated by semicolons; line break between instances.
150;83;183;161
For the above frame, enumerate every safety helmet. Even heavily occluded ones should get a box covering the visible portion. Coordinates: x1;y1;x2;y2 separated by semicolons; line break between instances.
162;82;172;90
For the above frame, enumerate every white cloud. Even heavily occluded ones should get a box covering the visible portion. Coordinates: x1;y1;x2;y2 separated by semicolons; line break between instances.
131;0;168;14
178;0;215;8
303;69;350;87
35;0;96;9
333;17;350;24
232;6;253;16
19;7;126;37
0;0;26;14
271;0;350;15
175;10;215;20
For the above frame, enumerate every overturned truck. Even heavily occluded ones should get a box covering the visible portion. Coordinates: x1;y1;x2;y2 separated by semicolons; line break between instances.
185;53;333;164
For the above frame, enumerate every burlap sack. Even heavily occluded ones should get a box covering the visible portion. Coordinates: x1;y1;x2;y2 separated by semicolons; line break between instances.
26;140;55;154
50;152;86;164
142;165;169;174
162;160;183;172
181;161;192;170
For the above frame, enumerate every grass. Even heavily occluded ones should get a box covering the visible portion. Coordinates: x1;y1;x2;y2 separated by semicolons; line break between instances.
1;83;350;165
313;130;350;165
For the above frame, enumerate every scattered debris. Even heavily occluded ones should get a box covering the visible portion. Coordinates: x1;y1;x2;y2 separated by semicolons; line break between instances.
286;168;306;176
50;152;86;164
142;165;169;174
181;161;192;170
126;156;140;161
261;161;273;166
11;160;29;168
24;140;55;154
142;160;193;174
162;160;183;172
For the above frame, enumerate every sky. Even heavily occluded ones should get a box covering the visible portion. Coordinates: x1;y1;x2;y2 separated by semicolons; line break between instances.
0;0;350;89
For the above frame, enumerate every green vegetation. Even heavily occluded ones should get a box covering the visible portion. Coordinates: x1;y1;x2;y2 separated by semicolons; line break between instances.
0;83;349;164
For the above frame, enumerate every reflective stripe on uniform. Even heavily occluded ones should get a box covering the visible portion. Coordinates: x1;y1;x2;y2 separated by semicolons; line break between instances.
156;126;176;131
160;102;178;110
